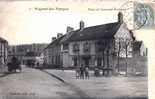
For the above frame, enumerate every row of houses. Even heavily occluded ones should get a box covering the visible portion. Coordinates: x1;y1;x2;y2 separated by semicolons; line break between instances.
0;40;48;73
42;12;148;75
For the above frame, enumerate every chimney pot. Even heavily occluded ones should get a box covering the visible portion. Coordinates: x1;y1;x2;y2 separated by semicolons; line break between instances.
66;26;74;33
57;33;63;38
79;20;85;30
118;12;123;23
52;37;56;42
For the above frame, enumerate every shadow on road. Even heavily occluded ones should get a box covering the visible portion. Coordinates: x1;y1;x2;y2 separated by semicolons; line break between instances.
0;72;21;78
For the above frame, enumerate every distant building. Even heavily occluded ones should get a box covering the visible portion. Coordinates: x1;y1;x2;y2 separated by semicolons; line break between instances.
133;41;147;57
0;37;8;73
42;33;64;68
8;43;48;65
131;41;148;75
23;51;38;67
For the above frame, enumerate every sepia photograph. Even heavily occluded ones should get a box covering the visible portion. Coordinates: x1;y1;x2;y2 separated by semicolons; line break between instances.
0;0;154;99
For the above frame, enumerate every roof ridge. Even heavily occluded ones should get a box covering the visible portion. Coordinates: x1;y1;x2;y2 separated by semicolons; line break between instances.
79;22;120;30
66;22;121;42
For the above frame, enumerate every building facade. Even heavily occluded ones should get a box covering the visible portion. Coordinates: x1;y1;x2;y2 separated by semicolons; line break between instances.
61;13;132;67
0;37;8;73
43;12;147;75
60;12;147;75
8;43;48;65
42;34;64;68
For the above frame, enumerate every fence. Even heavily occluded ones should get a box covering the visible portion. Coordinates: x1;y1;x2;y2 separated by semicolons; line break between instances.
114;56;147;76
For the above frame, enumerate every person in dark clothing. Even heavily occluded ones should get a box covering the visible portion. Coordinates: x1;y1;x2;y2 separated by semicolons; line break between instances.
80;64;85;79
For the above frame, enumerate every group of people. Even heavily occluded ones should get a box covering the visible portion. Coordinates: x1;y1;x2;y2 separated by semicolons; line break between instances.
75;65;89;79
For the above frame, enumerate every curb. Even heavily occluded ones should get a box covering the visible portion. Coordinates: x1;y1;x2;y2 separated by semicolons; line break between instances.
39;69;97;99
41;69;66;83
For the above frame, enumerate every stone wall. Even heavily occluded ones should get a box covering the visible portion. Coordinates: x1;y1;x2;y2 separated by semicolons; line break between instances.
114;56;147;76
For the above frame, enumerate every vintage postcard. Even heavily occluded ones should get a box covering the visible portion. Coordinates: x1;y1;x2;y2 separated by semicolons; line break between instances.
0;0;154;99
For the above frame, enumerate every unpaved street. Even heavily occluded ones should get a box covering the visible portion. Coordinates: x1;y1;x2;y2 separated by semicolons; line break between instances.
0;66;88;99
45;69;148;99
0;66;148;99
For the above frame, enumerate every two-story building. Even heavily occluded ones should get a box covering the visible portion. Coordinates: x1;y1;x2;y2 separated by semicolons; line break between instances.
42;33;64;68
43;12;147;75
61;12;134;72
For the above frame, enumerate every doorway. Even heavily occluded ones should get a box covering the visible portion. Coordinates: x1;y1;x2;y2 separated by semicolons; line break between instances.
83;56;90;67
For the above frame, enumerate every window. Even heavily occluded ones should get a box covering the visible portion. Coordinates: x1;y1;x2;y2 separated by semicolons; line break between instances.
73;43;79;52
73;57;78;66
95;40;107;52
83;42;90;53
63;44;69;50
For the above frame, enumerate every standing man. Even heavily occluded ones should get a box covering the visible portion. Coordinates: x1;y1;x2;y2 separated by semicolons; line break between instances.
80;64;84;79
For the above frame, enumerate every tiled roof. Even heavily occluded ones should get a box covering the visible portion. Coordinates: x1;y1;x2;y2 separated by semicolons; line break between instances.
60;32;73;44
44;35;65;50
66;22;121;42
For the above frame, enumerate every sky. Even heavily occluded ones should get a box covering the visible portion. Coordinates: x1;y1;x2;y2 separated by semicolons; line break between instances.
0;0;154;45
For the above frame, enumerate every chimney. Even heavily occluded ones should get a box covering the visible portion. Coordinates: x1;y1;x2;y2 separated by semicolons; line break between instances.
52;37;56;42
57;33;63;38
79;20;84;30
66;26;74;33
118;12;123;23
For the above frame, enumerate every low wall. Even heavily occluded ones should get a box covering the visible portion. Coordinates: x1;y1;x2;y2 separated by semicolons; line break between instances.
114;56;147;76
